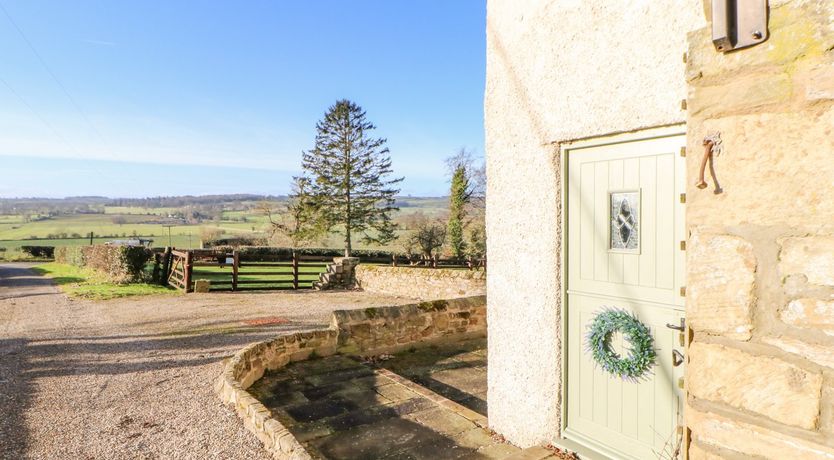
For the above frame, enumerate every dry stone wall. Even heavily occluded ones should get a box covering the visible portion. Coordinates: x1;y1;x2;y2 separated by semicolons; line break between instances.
331;296;487;356
215;329;338;460
354;265;485;300
685;1;834;457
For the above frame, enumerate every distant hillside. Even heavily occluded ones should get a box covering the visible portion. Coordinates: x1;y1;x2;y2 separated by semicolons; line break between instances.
0;194;449;218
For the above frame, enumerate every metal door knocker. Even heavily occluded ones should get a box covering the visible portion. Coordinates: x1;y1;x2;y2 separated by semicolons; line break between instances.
696;132;723;194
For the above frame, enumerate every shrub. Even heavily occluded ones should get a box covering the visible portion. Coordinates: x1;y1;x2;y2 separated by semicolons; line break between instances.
55;246;86;267
56;245;152;283
81;245;153;284
20;246;55;259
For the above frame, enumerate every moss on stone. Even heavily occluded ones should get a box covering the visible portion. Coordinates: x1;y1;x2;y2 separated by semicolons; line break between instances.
418;300;449;312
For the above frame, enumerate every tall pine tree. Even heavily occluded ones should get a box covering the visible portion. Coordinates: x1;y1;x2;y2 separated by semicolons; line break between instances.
447;164;469;259
298;100;403;257
445;148;477;259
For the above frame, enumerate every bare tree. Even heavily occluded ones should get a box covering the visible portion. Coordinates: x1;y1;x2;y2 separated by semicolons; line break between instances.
261;177;325;248
407;217;446;262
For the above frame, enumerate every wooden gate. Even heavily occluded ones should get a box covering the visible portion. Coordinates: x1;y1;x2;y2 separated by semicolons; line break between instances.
167;249;192;291
163;249;330;292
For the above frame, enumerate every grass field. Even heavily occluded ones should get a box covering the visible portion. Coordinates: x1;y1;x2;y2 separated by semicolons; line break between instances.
33;263;177;300
0;197;452;260
190;262;329;290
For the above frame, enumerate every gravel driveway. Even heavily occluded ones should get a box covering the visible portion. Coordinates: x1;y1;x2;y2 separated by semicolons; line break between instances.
0;263;411;459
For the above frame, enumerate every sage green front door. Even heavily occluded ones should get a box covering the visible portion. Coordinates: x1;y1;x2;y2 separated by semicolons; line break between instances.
565;133;686;459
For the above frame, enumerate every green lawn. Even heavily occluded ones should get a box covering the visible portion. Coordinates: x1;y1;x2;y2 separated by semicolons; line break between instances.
32;263;177;300
191;262;328;289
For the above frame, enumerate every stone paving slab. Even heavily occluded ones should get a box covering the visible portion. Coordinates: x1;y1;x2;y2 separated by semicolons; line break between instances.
381;338;488;416
248;340;515;460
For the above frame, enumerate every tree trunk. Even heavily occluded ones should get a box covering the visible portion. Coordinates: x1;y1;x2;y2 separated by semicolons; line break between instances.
345;225;352;257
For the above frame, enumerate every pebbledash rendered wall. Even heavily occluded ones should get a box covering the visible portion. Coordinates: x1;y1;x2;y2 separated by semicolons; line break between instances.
486;0;834;457
684;1;834;458
484;0;704;446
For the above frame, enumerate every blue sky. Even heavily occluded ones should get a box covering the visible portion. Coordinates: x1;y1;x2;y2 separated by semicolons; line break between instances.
0;1;486;198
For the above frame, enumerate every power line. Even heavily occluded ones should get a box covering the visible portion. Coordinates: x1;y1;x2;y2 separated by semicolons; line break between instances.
0;2;147;193
0;75;83;156
0;1;110;147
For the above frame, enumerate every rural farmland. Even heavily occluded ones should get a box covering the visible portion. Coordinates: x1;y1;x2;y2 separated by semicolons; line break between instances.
0;196;450;260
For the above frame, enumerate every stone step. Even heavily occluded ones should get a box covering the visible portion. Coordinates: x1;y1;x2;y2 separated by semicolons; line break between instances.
501;446;562;460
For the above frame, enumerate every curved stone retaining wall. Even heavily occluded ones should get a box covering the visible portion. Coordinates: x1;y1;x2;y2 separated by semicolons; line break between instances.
216;296;487;459
332;296;486;356
215;330;338;460
354;265;485;300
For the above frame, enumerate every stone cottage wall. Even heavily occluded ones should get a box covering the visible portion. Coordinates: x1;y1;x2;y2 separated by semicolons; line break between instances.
354;265;485;300
684;1;834;458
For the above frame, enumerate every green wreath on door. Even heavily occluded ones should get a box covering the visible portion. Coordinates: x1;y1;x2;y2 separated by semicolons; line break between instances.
585;308;656;381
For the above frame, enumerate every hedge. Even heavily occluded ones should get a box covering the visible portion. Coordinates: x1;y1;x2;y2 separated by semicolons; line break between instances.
55;246;86;266
20;246;55;258
208;246;400;261
56;245;152;284
203;236;267;248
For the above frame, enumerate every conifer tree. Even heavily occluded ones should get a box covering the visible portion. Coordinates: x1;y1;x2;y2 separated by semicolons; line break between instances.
447;164;469;258
446;148;481;259
298;100;403;257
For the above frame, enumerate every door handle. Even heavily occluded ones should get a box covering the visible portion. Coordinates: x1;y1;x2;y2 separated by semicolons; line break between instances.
672;350;685;367
666;318;685;331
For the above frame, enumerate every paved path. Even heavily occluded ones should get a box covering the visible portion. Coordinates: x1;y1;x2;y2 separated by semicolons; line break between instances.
250;349;517;460
0;263;409;459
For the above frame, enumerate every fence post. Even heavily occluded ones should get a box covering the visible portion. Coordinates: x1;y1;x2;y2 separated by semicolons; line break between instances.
161;247;172;286
392;254;397;267
232;250;239;291
184;251;193;293
292;251;299;290
152;252;162;283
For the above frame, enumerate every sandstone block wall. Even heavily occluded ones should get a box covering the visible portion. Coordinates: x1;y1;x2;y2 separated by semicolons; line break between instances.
354;265;485;300
215;329;339;460
685;1;834;457
331;296;487;356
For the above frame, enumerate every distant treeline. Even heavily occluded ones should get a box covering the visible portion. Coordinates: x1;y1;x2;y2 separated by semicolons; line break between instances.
107;194;285;208
0;194;446;216
0;194;285;215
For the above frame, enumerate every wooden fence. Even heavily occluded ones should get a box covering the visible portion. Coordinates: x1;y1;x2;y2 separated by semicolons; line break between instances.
159;248;332;293
361;254;486;270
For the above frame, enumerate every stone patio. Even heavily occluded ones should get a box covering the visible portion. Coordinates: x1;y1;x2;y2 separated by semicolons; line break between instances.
380;338;488;417
248;338;515;459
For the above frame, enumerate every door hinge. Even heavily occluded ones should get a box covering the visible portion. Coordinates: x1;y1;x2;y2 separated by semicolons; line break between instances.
680;286;686;297
680;240;686;251
680;146;686;157
680;193;686;204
